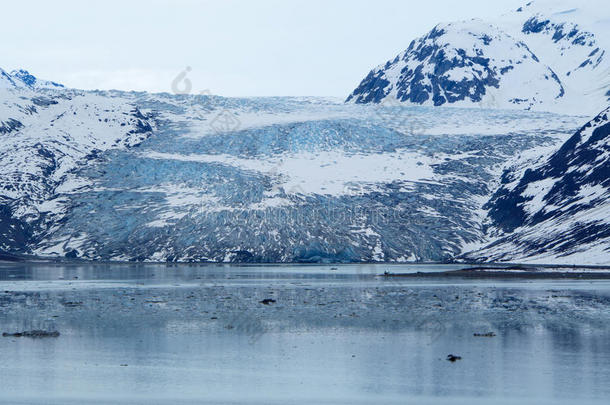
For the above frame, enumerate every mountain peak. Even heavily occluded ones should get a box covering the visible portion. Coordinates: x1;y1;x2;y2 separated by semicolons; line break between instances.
347;0;609;115
1;68;65;90
0;68;18;89
346;18;563;110
10;69;39;87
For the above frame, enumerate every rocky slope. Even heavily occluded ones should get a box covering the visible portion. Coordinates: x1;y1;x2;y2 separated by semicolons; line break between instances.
347;0;610;116
466;107;610;264
0;75;154;255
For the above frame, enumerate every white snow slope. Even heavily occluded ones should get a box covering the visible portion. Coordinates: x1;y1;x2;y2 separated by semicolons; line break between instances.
465;106;610;265
347;0;610;116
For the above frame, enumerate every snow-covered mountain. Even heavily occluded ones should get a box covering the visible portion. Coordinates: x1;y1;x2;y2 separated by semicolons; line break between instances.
0;66;607;264
465;106;610;265
0;68;64;90
0;74;154;255
0;68;588;262
10;69;64;90
347;0;610;115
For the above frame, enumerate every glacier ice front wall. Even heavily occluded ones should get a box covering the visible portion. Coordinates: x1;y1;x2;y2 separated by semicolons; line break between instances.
0;80;588;262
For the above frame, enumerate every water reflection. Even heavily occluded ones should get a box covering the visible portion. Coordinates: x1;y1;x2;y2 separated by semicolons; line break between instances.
0;263;609;404
1;322;608;403
0;262;474;282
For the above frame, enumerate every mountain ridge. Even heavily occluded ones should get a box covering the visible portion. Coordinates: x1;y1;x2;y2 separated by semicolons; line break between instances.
0;73;587;262
0;68;64;90
347;0;610;116
465;106;610;264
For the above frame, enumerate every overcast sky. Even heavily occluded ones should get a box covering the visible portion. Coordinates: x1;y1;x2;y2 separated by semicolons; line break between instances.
1;0;525;97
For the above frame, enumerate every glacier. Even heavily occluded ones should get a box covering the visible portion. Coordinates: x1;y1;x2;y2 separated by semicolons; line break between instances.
2;0;610;265
0;74;591;262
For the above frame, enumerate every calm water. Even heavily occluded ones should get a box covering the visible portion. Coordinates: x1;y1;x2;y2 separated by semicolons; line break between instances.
1;262;609;404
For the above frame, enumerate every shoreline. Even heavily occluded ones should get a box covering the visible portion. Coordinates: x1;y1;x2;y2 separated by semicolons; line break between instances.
381;266;610;280
1;259;609;270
